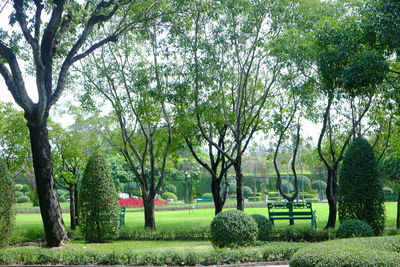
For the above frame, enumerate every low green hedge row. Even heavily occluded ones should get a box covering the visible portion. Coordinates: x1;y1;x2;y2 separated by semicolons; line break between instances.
290;235;400;267
0;243;305;265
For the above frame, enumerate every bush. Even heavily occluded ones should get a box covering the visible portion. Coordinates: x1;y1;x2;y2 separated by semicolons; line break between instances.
201;193;213;198
281;182;294;193
163;184;177;194
58;195;66;202
17;195;31;203
21;184;31;194
243;186;253;197
290;175;311;192
291;236;400;267
250;214;273;241
210;210;258;248
14;184;23;192
79;153;120;242
161;192;177;202
338;137;385;235
336;219;374;238
383;187;393;194
15;191;23;198
0;161;15;247
311;181;327;191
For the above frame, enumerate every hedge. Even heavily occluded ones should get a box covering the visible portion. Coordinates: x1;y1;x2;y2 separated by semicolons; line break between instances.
0;242;305;265
290;236;400;267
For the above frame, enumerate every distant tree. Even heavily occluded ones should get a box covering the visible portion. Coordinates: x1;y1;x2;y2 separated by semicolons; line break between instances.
79;153;119;242
338;137;385;235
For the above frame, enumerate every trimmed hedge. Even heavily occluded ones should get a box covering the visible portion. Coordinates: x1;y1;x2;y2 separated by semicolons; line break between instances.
336;219;374;238
0;242;305;265
16;195;31;203
0;161;15;247
162;192;178;202
210;210;258;248
251;214;273;241
290;236;400;267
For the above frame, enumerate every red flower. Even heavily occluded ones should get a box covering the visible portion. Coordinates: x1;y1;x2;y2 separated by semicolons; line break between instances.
118;198;168;208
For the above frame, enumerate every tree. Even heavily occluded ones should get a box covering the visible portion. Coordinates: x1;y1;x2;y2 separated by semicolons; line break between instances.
381;156;400;228
79;153;119;242
0;0;158;246
79;26;172;229
0;160;15;247
338;137;385;235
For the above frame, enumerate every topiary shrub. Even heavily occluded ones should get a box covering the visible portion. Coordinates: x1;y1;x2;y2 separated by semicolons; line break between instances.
0;161;15;247
251;214;273;241
163;184;177;194
79;153;120;242
281;182;294;193
311;181;327;191
162;192;177;201
16;195;31;203
15;191;23;198
14;184;23;192
243;186;253;197
58;195;66;202
21;184;30;194
338;137;385;235
336;219;374;238
210;210;258;248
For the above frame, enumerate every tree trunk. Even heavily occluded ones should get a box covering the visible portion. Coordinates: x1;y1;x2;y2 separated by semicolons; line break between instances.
144;196;155;229
234;163;245;211
28;121;69;247
325;168;337;228
211;178;223;215
397;188;400;229
69;185;76;230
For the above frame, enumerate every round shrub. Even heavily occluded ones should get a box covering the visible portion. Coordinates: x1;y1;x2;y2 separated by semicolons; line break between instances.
16;195;31;203
0;161;15;247
58;195;66;202
336;220;374;238
243;186;253;197
251;214;273;241
15;191;23;198
14;184;23;192
281;182;294;193
79;153;120;242
338;137;385;235
163;184;177;194
311;181;327;191
21;184;30;194
210;210;258;248
162;192;177;201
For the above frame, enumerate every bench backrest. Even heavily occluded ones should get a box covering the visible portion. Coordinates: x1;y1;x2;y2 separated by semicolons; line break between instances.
267;202;312;210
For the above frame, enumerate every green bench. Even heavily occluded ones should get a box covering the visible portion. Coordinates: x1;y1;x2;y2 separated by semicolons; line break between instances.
119;207;126;227
267;202;316;228
196;196;213;203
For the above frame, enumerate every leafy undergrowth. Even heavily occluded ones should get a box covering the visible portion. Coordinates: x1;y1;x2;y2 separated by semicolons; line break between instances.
0;241;305;265
290;235;400;267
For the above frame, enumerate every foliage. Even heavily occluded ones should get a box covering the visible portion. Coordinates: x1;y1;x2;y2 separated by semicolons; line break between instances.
0;241;306;266
242;186;254;198
336;219;374;238
14;184;23;192
15;191;23;198
21;184;31;194
383;187;393;194
79;153;120;242
291;235;400;267
0;161;15;247
250;214;273;241
281;182;294;193
163;185;177;195
161;192;178;202
338;137;385;235
311;181;327;191
210;210;258;248
16;196;31;203
201;193;213;198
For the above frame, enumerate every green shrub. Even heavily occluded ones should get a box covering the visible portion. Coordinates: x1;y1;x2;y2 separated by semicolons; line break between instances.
336;219;374;238
16;195;31;203
242;186;253;197
250;214;273;241
210;210;258;248
163;184;177;194
58;195;66;202
79;153;120;242
281;182;294;193
21;184;31;194
338;137;385;235
162;192;177;201
0;161;15;247
201;193;213;198
291;236;400;267
383;187;393;194
311;181;327;191
14;184;23;192
15;191;23;198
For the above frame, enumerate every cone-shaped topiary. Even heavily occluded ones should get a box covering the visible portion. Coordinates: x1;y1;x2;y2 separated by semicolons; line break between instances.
210;210;258;248
0;161;15;247
338;137;385;235
79;153;120;242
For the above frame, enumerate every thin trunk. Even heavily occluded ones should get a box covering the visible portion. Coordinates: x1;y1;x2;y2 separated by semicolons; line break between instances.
234;163;245;211
397;187;400;229
69;184;76;230
325;168;337;228
143;196;155;229
212;178;223;215
28;121;68;247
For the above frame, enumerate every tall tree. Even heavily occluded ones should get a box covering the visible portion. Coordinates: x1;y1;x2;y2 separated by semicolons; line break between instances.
0;0;159;246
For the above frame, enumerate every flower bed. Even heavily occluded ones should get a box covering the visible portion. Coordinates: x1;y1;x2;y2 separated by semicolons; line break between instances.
119;198;168;208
